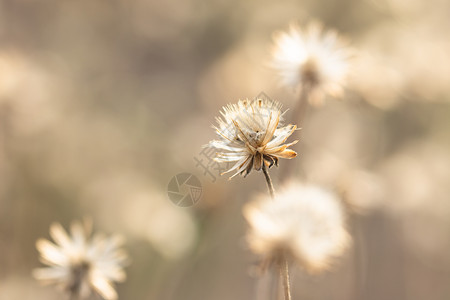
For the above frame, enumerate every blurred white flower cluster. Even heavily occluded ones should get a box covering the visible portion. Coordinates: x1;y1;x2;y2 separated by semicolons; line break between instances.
34;221;128;300
244;181;350;273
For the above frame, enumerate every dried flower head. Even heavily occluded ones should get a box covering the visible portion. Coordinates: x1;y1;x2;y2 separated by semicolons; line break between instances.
244;182;350;272
208;98;298;179
33;220;128;300
270;21;352;105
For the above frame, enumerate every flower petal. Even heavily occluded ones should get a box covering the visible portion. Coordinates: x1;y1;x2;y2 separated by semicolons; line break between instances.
49;223;72;250
221;155;251;176
266;125;297;149
33;267;69;283
254;152;263;171
261;112;280;146
265;140;298;155
273;149;297;159
36;239;68;266
90;276;118;300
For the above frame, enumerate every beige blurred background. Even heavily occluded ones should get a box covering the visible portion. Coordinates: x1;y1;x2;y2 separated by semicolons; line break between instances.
1;0;450;299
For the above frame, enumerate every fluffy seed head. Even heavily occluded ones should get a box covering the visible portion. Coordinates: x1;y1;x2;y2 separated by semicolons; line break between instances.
33;220;128;300
244;182;350;272
270;21;353;105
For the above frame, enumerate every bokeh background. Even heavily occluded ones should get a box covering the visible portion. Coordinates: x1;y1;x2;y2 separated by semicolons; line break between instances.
1;0;450;299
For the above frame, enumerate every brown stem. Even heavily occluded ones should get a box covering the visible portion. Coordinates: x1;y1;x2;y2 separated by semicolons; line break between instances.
261;164;292;300
278;253;292;300
262;163;275;199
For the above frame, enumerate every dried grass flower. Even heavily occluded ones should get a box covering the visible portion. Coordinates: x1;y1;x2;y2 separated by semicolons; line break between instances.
244;181;350;273
33;220;128;300
270;21;352;105
208;98;298;179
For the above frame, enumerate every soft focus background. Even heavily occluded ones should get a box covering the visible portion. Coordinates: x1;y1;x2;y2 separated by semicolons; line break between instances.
1;0;450;299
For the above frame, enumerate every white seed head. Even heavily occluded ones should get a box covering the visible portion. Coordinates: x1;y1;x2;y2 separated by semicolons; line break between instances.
244;182;350;272
270;21;353;105
33;220;128;300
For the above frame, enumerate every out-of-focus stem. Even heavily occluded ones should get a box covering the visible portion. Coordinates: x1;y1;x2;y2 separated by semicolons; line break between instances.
278;253;292;300
262;164;292;300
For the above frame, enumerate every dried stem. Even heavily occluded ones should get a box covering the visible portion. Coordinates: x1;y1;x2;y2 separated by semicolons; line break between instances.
261;163;292;300
278;253;292;300
262;163;275;199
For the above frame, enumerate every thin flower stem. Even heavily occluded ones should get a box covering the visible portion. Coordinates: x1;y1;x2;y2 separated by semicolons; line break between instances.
279;253;292;300
261;164;292;300
262;163;275;199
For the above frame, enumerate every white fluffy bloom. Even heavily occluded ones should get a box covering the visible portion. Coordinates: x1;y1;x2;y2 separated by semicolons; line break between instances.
33;220;128;300
208;98;298;179
271;22;352;105
244;182;350;272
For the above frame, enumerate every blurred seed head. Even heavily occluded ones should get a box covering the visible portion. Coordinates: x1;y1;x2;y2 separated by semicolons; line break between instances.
33;220;128;300
243;181;351;273
270;21;353;105
208;98;298;179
